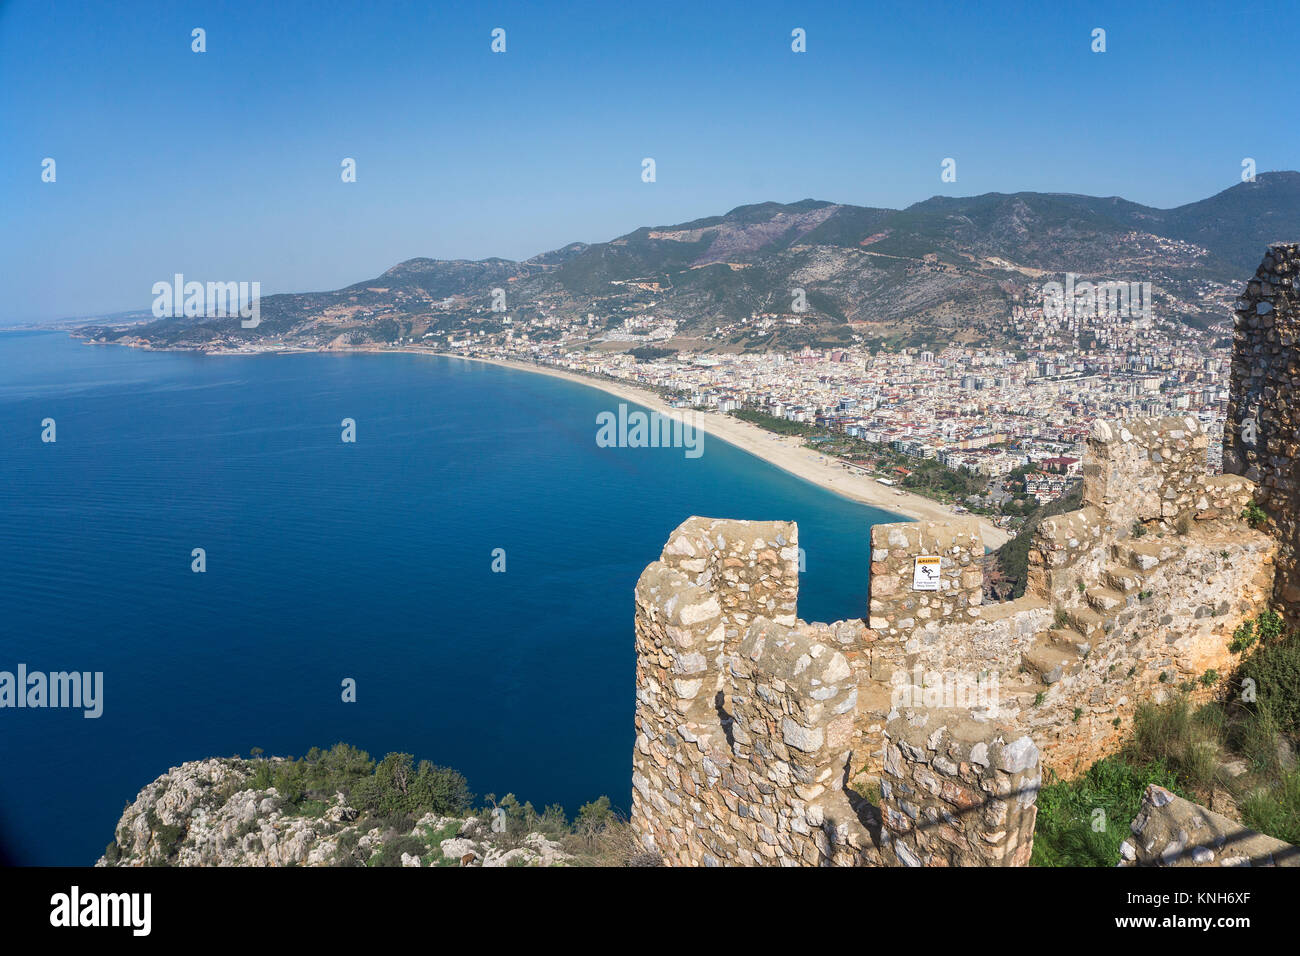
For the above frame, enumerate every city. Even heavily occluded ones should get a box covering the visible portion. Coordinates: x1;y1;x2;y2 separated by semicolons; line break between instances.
427;287;1232;529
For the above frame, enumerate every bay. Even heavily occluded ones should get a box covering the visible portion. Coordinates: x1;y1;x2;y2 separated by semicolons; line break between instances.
0;331;899;864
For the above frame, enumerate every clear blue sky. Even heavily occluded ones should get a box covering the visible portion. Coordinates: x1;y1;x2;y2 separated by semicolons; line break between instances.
2;0;1294;323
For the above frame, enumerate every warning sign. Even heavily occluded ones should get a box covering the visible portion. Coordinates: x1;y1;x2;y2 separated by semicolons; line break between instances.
913;555;941;591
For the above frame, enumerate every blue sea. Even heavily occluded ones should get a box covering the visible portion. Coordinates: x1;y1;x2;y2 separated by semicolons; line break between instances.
0;330;900;865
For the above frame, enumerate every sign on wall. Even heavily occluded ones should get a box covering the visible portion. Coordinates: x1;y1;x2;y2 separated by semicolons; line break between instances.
913;555;941;591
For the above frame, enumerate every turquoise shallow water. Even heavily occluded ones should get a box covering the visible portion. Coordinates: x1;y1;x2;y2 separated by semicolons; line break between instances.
0;331;900;864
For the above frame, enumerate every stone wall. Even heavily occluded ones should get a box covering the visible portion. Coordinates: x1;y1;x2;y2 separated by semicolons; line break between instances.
854;414;1272;780
1224;242;1300;620
1120;785;1300;867
880;712;1039;867
631;518;879;866
1082;417;1209;531
631;517;1028;867
727;619;876;865
868;518;983;639
632;414;1277;865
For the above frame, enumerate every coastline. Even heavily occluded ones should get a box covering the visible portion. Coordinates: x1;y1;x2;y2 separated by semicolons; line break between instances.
64;334;1010;546
444;353;1010;547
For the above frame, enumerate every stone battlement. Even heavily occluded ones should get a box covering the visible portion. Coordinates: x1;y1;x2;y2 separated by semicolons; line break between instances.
1224;242;1300;619
633;416;1276;865
632;518;878;865
880;711;1040;867
858;413;1272;782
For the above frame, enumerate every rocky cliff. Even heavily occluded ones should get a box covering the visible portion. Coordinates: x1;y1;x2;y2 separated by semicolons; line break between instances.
97;757;571;868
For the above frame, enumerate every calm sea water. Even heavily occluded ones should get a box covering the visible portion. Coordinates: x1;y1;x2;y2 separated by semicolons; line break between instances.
0;331;900;865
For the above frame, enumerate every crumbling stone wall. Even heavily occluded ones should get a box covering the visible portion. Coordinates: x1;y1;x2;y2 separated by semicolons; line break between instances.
856;518;1015;777
1082;417;1209;531
850;415;1272;781
726;619;875;865
633;416;1276;864
1224;242;1300;619
634;517;1037;866
880;712;1039;867
1021;528;1272;777
1120;784;1300;867
632;518;878;866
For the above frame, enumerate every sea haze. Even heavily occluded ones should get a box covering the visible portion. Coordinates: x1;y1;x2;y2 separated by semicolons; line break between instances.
0;331;899;864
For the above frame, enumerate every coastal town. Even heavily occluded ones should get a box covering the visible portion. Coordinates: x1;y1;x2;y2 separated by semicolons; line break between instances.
146;262;1237;538
75;169;1272;546
93;244;1241;543
412;289;1233;531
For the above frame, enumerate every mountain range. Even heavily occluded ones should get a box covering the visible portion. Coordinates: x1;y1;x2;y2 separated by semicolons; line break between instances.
84;171;1300;353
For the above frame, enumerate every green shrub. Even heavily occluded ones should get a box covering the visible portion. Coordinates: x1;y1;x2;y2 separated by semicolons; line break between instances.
1230;619;1256;654
573;796;614;839
285;798;329;818
350;754;472;818
142;807;184;860
1032;758;1183;867
373;811;415;834
1127;697;1221;792
1242;769;1300;846
483;793;546;848
248;762;272;790
246;742;377;813
152;822;184;861
1241;500;1267;529
332;830;365;867
371;835;427;867
1257;609;1286;642
1234;618;1300;740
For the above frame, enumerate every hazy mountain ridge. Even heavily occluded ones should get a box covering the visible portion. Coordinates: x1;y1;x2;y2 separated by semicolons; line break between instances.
82;172;1300;352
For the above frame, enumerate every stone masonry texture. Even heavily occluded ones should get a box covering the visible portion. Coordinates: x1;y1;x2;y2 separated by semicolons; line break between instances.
880;711;1039;867
632;414;1275;865
1224;242;1300;620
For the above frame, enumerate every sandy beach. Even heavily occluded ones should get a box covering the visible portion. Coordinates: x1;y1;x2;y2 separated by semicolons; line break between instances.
446;353;1010;547
86;337;1012;546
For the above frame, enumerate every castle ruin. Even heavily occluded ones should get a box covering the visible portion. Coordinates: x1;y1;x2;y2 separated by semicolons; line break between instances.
1224;242;1300;621
631;246;1297;867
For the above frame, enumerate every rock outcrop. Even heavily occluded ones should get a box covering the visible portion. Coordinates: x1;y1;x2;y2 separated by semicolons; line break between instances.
97;757;570;867
1120;784;1300;867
